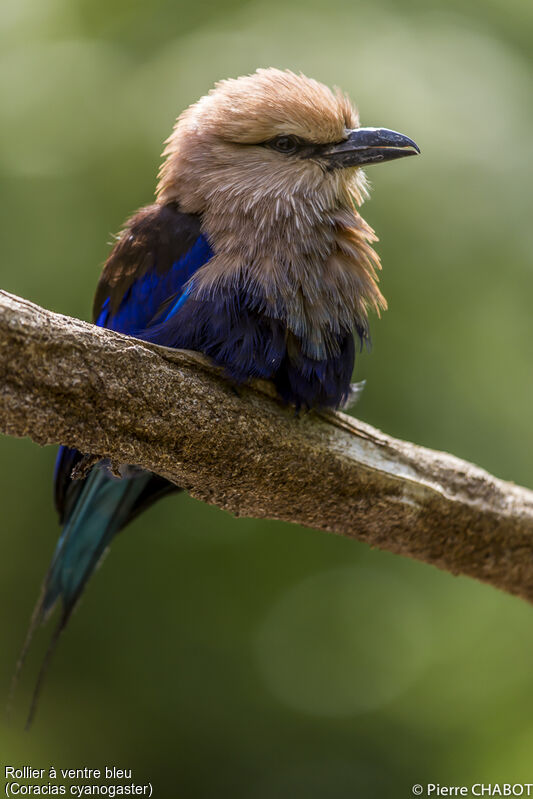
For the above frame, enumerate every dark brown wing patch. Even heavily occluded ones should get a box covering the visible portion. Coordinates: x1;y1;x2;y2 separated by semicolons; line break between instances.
92;203;202;322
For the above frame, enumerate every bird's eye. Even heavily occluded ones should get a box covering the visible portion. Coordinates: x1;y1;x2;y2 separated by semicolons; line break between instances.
270;135;300;154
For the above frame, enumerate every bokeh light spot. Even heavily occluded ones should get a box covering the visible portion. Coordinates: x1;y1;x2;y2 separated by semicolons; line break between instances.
254;566;431;717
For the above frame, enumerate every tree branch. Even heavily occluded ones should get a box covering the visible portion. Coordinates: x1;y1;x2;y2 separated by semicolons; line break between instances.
2;288;533;603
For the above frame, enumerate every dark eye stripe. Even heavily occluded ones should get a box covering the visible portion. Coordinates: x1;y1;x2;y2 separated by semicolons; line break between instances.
259;135;351;160
267;135;301;154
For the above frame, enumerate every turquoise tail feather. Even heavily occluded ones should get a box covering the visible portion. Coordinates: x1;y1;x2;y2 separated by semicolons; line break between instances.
42;467;150;619
13;466;152;728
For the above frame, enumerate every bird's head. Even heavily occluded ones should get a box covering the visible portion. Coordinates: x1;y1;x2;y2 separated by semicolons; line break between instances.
156;69;419;357
156;68;419;221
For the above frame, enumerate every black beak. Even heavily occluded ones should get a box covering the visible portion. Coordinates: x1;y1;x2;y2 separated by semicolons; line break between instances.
321;127;420;170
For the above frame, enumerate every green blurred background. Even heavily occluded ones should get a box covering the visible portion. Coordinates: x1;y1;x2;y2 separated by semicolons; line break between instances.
2;0;533;795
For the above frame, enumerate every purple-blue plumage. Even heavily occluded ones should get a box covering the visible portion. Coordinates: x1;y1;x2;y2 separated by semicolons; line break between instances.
142;282;359;409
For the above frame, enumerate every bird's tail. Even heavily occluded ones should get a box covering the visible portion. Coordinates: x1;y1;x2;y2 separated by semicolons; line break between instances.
10;466;152;728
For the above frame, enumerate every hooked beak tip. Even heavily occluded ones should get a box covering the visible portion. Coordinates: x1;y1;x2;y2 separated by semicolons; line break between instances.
322;127;420;169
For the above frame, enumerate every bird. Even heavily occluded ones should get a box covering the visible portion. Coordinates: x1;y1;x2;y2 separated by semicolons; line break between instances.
14;68;419;724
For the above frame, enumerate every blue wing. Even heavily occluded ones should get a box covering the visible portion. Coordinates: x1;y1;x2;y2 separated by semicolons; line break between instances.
93;203;213;335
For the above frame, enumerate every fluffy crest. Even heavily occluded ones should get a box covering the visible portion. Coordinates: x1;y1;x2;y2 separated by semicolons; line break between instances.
181;68;357;144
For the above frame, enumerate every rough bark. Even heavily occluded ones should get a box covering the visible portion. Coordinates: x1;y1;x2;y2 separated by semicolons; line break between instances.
2;289;533;603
